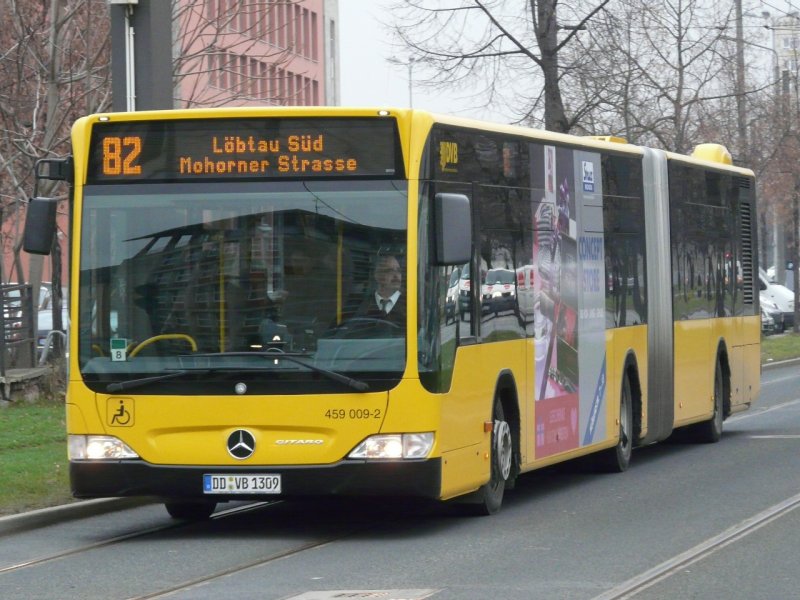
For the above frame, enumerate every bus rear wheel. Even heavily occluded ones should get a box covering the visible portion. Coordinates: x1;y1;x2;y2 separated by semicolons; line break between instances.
164;500;217;520
688;361;724;443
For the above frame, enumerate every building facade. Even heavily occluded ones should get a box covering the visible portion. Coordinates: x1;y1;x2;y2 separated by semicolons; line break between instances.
175;0;339;108
770;12;800;94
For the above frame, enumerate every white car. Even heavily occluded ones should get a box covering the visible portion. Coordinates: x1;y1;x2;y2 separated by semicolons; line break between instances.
36;285;69;356
759;270;793;331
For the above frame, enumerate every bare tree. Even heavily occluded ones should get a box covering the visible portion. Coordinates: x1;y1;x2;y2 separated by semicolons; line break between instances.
389;0;610;132
568;0;744;153
0;0;111;286
747;58;800;330
0;0;110;366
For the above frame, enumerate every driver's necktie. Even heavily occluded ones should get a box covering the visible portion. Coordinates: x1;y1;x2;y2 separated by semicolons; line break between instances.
380;299;390;314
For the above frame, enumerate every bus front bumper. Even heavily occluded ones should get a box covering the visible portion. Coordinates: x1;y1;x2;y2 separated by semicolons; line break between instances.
69;458;442;501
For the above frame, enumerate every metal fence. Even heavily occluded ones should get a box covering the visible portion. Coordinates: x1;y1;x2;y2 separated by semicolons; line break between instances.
0;284;36;378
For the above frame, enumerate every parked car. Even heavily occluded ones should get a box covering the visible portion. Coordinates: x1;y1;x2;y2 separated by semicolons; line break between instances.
36;284;69;356
760;295;784;335
761;307;776;335
767;262;796;292
759;269;793;332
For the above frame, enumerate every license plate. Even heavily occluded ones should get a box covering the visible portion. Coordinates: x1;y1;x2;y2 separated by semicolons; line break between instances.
203;474;281;494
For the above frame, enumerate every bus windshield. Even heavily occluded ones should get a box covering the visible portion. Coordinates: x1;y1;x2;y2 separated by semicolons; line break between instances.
78;179;408;394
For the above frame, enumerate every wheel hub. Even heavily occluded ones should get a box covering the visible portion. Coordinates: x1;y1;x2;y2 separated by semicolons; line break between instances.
494;419;513;481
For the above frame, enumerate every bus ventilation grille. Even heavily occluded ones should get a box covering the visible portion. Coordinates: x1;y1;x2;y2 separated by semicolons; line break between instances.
739;200;754;306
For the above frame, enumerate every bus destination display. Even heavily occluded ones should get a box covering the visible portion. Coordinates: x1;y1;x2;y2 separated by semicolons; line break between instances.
86;117;402;183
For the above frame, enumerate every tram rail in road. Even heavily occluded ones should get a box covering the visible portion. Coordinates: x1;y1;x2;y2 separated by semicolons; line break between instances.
0;499;441;599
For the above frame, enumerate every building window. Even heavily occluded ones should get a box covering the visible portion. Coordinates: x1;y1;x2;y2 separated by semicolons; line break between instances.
259;61;268;98
250;58;259;97
208;52;218;88
311;12;318;60
278;1;287;48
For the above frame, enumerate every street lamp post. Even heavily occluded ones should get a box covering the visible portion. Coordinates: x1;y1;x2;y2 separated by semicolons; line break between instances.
387;56;416;108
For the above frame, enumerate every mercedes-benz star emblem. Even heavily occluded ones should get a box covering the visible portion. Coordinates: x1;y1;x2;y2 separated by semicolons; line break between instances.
227;429;256;460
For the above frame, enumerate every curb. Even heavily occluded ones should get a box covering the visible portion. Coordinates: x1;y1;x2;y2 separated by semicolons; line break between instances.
761;357;800;371
0;497;153;536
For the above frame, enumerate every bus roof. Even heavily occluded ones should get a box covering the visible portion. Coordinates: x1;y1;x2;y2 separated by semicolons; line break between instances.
73;106;754;178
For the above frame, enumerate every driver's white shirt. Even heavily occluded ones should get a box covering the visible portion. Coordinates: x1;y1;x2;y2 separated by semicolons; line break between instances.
375;290;401;313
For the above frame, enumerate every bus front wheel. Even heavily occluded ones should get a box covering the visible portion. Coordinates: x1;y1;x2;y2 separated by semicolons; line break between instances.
460;398;513;515
164;500;217;520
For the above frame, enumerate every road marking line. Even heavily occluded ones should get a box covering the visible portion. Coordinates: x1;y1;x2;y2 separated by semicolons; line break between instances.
727;398;800;423
748;435;800;439
592;490;800;600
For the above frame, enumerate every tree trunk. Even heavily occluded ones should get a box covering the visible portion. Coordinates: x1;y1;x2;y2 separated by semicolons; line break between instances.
534;0;570;133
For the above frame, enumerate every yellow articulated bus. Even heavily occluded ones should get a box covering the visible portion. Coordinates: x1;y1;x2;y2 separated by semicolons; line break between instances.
25;107;760;518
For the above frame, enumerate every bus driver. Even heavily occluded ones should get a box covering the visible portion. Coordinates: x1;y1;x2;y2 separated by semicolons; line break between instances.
354;253;406;327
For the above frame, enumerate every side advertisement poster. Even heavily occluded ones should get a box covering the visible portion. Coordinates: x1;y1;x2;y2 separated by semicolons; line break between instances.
532;145;606;459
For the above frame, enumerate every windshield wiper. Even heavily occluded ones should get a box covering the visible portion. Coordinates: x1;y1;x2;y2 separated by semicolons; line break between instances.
106;369;210;393
184;351;370;392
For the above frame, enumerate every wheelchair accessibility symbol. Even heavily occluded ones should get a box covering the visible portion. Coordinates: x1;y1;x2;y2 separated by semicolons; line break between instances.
108;398;134;427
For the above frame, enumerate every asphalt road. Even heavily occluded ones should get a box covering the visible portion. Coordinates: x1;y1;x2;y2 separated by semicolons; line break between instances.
1;362;799;600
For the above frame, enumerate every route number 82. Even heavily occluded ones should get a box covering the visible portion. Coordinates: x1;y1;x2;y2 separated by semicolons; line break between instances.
102;135;142;176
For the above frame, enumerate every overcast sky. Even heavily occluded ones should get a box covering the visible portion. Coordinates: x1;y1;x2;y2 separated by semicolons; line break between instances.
337;0;511;123
336;1;799;124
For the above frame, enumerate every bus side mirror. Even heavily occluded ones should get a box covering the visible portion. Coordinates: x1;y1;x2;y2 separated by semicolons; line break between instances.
433;193;471;266
23;197;58;255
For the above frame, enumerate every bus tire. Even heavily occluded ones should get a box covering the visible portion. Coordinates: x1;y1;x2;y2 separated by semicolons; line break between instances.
460;398;513;515
687;361;724;443
593;374;633;472
164;500;217;520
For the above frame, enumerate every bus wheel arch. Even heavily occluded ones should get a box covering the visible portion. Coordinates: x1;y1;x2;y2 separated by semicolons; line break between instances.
594;353;638;472
622;353;644;446
688;342;729;443
495;370;521;489
716;341;732;419
457;370;519;515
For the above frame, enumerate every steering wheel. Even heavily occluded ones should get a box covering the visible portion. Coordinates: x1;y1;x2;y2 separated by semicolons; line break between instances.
329;317;402;339
129;334;198;357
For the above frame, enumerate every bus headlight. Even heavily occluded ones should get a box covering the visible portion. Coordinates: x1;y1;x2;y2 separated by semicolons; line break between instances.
68;435;139;460
348;433;434;460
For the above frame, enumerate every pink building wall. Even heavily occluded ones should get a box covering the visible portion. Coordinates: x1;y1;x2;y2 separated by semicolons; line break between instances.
175;0;334;108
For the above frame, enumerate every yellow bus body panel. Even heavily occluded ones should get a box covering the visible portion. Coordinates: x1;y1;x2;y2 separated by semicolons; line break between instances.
674;314;761;428
607;325;649;440
673;320;714;426
74;384;390;466
435;339;528;498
